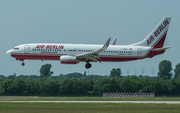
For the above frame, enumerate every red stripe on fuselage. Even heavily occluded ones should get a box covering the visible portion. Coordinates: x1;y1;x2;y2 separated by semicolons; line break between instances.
144;50;165;58
12;54;62;60
11;50;165;62
12;54;142;62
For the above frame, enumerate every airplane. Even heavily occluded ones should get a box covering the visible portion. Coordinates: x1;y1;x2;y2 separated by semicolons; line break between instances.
6;17;171;69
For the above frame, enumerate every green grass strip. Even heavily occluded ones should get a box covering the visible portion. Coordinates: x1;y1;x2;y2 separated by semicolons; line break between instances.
0;103;180;113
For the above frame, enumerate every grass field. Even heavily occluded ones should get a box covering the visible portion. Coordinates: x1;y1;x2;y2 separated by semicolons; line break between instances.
0;96;180;101
0;96;180;113
0;103;180;113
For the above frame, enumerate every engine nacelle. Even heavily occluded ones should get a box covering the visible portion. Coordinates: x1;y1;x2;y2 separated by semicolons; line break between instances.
60;55;78;64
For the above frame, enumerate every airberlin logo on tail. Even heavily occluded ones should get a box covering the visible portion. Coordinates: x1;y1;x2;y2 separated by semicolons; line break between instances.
147;19;169;46
35;45;64;49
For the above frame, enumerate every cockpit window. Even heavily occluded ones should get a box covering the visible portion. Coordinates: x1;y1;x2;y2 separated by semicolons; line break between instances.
14;47;19;50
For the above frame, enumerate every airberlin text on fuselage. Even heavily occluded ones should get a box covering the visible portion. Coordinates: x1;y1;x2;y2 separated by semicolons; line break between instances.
147;19;169;46
35;45;64;49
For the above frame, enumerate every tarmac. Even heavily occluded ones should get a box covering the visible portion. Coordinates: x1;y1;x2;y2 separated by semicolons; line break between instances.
0;101;180;104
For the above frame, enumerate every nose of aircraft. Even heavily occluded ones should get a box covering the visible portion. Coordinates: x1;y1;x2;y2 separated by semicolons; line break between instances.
6;49;13;56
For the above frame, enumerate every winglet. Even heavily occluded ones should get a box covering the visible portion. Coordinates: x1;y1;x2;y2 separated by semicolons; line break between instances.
111;37;117;45
103;38;111;49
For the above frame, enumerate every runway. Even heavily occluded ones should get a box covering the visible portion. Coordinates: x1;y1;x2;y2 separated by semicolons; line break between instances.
0;101;180;104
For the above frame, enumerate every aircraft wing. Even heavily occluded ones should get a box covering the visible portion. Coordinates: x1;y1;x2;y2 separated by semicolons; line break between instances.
76;38;111;62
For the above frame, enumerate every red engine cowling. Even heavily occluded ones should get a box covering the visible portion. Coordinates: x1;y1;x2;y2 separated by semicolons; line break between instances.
60;55;78;64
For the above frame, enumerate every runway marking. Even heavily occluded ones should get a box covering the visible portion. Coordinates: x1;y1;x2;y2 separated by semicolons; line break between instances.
0;101;180;104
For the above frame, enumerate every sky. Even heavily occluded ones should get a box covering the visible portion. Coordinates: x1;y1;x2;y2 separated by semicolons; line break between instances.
1;0;180;76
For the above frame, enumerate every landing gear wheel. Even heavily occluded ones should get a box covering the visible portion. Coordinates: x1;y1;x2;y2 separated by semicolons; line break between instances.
85;63;92;69
21;62;25;66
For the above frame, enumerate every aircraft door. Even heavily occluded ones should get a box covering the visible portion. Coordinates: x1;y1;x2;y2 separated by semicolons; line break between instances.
24;45;29;54
137;48;142;56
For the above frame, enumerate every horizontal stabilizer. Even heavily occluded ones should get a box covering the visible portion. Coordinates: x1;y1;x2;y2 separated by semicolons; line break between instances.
152;47;171;52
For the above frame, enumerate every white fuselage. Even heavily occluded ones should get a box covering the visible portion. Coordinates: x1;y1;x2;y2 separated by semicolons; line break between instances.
6;43;161;62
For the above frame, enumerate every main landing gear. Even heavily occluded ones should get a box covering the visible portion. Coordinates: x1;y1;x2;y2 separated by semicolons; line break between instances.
85;62;92;69
21;61;25;66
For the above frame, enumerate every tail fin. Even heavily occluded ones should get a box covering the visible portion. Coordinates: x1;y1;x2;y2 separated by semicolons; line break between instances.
130;17;171;48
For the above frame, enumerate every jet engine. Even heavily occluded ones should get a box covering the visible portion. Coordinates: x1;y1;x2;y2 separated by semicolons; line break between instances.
60;55;78;64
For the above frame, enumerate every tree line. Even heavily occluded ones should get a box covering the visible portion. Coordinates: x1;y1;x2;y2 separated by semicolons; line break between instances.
0;60;180;95
0;76;180;95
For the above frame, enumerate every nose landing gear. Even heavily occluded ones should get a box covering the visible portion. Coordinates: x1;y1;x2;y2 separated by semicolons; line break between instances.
16;59;25;66
85;62;92;69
